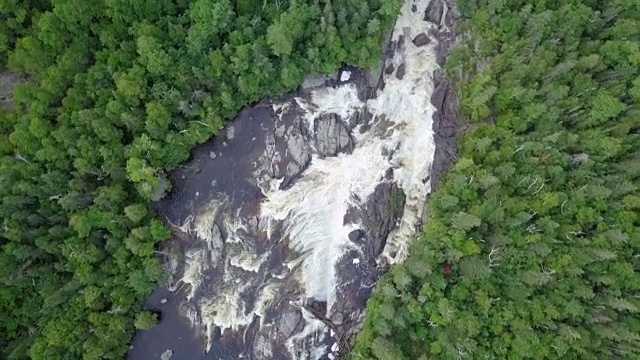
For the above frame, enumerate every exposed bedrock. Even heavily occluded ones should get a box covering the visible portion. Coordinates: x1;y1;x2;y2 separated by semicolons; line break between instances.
344;177;406;263
314;113;354;157
429;0;460;189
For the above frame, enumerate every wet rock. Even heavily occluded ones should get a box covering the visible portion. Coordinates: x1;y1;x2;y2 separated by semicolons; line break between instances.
161;349;173;360
444;0;459;28
248;217;259;232
306;299;327;315
396;63;406;80
411;4;417;12
279;311;302;337
279;123;311;188
384;168;394;180
398;35;405;48
313;113;353;157
386;41;396;59
412;33;430;47
206;225;225;268
436;31;456;66
347;108;373;129
365;182;406;257
424;0;445;25
384;63;395;75
348;229;365;242
331;313;344;326
430;76;458;189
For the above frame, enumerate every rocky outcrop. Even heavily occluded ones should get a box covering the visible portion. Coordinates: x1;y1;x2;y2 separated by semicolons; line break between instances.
424;0;445;25
412;33;430;47
313;113;353;157
385;63;395;75
430;75;458;189
396;63;406;80
425;0;459;28
278;311;302;337
344;180;406;260
429;0;460;189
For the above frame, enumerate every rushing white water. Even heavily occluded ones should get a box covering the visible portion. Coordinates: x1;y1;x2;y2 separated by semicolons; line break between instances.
261;0;437;312
174;0;440;357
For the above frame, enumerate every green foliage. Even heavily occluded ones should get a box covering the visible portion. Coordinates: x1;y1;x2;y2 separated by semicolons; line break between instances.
134;311;158;330
0;0;401;359
353;0;640;359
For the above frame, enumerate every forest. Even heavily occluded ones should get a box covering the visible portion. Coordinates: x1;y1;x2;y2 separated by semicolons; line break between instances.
352;0;639;359
0;0;401;359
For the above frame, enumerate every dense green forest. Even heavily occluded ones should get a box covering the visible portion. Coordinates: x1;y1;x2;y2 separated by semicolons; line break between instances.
353;0;639;359
0;0;401;359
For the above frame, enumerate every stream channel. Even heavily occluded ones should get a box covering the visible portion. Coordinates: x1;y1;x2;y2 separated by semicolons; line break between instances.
128;0;458;359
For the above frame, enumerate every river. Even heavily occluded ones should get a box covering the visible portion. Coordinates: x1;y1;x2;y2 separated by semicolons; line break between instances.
128;0;458;359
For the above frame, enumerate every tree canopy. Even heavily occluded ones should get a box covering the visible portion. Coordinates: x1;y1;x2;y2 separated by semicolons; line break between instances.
0;0;401;359
353;0;639;359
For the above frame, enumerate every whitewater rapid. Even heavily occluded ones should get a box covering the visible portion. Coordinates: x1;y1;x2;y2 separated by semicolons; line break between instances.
141;0;443;359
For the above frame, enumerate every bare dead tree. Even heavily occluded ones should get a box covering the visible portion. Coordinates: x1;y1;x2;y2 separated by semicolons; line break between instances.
489;246;502;267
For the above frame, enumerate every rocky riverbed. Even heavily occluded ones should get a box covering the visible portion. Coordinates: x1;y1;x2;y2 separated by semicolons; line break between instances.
128;0;459;359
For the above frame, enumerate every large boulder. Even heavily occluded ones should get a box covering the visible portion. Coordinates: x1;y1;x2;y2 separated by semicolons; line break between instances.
430;76;459;189
161;349;173;360
424;0;445;25
412;33;430;47
396;63;406;80
313;113;353;157
278;311;302;337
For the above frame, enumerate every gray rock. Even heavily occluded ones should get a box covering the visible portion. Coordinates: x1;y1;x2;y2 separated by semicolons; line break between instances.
248;217;259;232
206;225;225;268
436;31;456;66
209;151;217;159
161;349;173;360
160;298;168;304
332;312;344;326
384;167;394;180
345;182;406;259
444;0;459;28
385;63;395;75
430;76;459;190
313;113;353;157
396;63;406;80
279;311;302;337
364;182;406;257
424;0;445;25
278;122;311;188
412;33;430;47
348;229;365;242
347;108;372;129
386;41;396;59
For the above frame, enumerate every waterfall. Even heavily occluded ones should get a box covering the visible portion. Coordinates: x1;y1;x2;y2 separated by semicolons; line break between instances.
151;0;442;359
